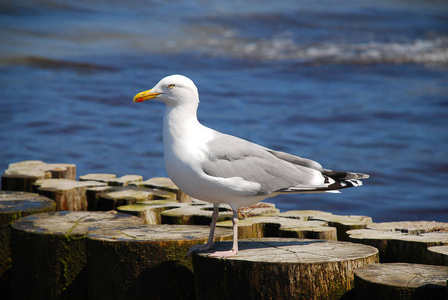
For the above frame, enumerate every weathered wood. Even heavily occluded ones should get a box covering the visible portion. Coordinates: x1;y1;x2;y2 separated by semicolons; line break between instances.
117;199;181;224
280;210;372;241
92;186;174;211
86;224;233;300
118;200;279;225
33;179;107;211
161;201;233;225
1;160;76;192
237;202;280;218
79;173;143;186
85;186;113;211
193;238;379;300
347;221;448;265
217;215;337;240
130;177;191;202
11;211;143;300
162;201;279;225
427;245;448;266
354;263;447;300
368;221;448;234
0;191;56;299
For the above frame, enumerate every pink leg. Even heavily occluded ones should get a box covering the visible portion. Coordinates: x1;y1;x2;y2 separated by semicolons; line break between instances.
186;203;220;257
209;209;238;258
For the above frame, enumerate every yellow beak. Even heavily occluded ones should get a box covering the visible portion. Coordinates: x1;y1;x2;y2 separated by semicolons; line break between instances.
133;89;161;103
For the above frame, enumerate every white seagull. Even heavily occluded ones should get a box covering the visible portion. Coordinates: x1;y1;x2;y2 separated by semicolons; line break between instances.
133;74;368;258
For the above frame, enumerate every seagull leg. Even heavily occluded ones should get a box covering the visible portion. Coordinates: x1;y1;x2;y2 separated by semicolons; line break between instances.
185;203;220;257
209;208;239;258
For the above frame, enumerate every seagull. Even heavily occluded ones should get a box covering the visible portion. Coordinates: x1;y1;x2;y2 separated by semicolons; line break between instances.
133;74;369;258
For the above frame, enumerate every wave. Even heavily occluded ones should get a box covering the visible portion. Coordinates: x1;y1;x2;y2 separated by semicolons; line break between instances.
190;34;448;65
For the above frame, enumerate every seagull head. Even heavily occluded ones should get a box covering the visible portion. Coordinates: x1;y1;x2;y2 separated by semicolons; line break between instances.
133;74;199;107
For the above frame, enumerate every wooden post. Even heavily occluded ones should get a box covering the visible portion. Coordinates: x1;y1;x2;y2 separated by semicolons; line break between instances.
280;210;372;241
427;245;448;266
33;179;107;211
354;263;447;300
0;191;56;299
131;177;191;202
217;215;337;240
117;199;181;224
11;211;143;300
193;238;379;300
1;160;76;192
161;201;234;225
79;173;143;186
161;201;279;225
86;224;233;300
86;186;112;211
96;186;174;211
117;200;280;226
347;221;448;265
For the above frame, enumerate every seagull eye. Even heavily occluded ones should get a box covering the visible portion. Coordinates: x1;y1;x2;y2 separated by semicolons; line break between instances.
168;84;175;89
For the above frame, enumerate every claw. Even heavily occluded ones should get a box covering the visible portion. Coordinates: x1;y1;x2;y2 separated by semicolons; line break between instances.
185;242;214;258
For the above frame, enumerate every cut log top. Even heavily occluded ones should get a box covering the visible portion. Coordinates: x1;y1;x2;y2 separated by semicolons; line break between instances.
355;263;447;288
196;238;378;263
279;210;373;241
194;238;379;300
0;191;55;213
216;214;337;240
3;160;76;179
133;177;179;193
428;245;448;256
87;224;233;242
427;245;448;266
348;229;448;242
217;215;328;231
79;173;143;186
160;201;279;220
280;210;372;226
161;200;233;222
118;199;281;225
11;211;143;236
367;221;448;234
348;220;448;243
131;177;191;202
117;199;180;212
34;178;106;191
237;202;279;217
102;186;173;200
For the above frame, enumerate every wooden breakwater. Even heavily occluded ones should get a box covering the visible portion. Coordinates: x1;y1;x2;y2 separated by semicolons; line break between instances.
1;160;447;300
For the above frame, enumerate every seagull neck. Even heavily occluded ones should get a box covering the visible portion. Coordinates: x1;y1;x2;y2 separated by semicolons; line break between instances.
163;103;202;140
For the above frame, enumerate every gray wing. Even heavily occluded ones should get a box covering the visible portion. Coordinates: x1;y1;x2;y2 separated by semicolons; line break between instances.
201;133;368;195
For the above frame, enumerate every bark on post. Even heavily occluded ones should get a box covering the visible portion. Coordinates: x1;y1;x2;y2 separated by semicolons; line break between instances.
0;191;56;299
354;263;447;300
193;238;379;300
86;224;232;300
11;211;143;300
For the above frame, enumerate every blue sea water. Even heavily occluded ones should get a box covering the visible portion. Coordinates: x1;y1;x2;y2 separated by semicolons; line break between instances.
1;0;447;222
